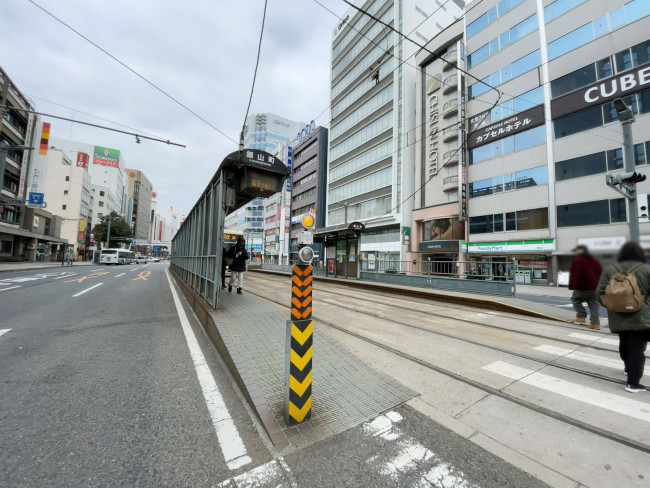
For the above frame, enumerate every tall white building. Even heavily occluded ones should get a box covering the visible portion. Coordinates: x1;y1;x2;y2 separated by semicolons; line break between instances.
42;149;94;259
327;0;463;262
49;139;127;222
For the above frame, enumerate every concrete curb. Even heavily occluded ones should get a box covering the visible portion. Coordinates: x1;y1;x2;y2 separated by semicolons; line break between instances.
168;269;289;451
249;269;572;323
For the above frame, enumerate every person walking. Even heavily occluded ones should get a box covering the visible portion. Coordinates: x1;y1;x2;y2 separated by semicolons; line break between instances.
597;241;650;393
569;245;602;329
227;238;249;295
221;247;229;289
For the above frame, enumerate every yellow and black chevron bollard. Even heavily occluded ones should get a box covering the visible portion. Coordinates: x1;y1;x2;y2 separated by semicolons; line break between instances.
285;264;313;426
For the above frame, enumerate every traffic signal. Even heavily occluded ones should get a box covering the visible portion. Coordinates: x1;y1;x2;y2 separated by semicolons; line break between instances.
300;213;316;230
609;172;647;185
297;212;316;264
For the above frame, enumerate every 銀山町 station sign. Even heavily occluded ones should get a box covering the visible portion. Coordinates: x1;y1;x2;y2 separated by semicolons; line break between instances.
551;64;650;119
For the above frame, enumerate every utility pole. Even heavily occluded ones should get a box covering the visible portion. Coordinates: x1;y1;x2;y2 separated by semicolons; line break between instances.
106;215;114;248
606;99;644;244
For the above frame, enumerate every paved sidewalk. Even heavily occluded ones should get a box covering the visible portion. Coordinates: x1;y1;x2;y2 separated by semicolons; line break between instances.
517;283;572;298
0;261;96;273
213;288;415;452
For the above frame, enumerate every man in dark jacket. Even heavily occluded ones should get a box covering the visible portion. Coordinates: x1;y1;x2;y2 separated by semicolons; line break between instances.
569;245;603;329
227;238;249;294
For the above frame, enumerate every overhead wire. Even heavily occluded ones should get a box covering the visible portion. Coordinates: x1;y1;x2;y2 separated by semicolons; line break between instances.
26;0;238;145
240;0;269;148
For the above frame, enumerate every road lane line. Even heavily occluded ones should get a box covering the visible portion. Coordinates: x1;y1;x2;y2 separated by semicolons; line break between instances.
568;332;619;346
53;273;77;280
0;329;11;337
72;283;103;297
130;268;138;271
484;361;650;422
0;286;21;292
115;273;125;277
165;270;251;470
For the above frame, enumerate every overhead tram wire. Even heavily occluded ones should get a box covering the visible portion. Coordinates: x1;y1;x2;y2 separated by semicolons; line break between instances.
239;0;269;152
331;0;624;140
27;0;238;145
1;106;186;147
25;94;164;139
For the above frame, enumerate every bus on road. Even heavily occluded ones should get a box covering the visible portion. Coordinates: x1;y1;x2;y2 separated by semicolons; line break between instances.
100;249;136;265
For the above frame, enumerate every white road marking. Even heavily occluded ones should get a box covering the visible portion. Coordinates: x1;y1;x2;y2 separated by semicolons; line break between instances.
569;332;619;346
72;283;104;297
130;268;138;271
535;344;649;375
0;286;21;292
115;273;125;277
484;361;650;422
165;270;251;470
219;460;287;487
53;273;77;280
0;329;11;337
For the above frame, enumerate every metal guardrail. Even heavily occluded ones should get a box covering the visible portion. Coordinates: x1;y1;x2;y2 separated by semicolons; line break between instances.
170;174;224;307
257;260;516;297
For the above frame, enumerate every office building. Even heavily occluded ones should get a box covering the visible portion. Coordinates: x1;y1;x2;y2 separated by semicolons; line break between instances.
224;198;265;261
42;149;94;259
463;0;650;284
243;112;305;152
0;67;42;258
327;0;463;265
411;19;466;273
290;125;329;262
125;168;153;240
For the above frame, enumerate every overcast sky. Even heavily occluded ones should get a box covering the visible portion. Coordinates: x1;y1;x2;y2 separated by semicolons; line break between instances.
1;0;345;215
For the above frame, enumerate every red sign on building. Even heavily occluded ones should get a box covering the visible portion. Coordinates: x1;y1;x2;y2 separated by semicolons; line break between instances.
76;152;89;169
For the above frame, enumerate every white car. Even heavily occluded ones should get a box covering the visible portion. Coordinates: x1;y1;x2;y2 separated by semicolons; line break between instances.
147;256;156;263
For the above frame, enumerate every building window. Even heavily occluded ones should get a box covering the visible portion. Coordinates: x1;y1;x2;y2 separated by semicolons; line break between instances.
470;125;546;165
467;14;538;68
100;190;105;197
2;173;19;193
1;240;12;253
63;190;68;195
557;198;626;227
548;1;650;61
545;0;589;23
470;208;548;234
466;0;525;39
62;205;67;210
43;217;51;236
468;50;541;99
98;201;104;207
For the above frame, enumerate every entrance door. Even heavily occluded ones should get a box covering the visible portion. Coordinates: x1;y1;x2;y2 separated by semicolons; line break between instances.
346;240;358;278
336;239;346;276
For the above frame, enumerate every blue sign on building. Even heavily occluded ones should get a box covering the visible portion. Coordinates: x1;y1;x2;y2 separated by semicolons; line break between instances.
153;246;161;252
28;192;44;205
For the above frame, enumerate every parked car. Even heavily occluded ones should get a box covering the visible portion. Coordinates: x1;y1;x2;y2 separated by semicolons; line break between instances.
135;255;146;264
147;256;156;263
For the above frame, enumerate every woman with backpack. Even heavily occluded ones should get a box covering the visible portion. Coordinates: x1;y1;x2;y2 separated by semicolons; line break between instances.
597;241;650;393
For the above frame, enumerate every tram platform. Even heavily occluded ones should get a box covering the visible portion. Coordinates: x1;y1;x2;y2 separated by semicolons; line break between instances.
250;268;587;325
169;270;416;452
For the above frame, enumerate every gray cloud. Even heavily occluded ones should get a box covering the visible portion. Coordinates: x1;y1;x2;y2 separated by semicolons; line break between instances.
1;0;341;215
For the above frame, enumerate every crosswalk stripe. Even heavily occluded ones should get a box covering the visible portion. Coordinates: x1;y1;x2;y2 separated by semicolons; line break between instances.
0;329;11;337
568;332;619;346
535;344;650;375
484;361;650;422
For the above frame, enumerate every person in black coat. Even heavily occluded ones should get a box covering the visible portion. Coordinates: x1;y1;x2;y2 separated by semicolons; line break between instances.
227;238;249;294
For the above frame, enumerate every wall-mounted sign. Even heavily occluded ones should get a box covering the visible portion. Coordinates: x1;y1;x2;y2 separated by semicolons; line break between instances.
468;239;555;253
297;121;317;142
152;192;157;198
468;104;544;149
347;222;365;231
577;236;626;252
287;146;292;191
129;172;136;178
333;14;349;39
33;216;40;228
551;65;650;119
79;220;86;232
93;146;121;168
419;240;460;251
422;217;465;241
76;152;89;169
27;122;50;198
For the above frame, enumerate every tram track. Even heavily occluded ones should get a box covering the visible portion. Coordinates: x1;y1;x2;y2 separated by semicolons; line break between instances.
244;278;650;454
249;271;627;355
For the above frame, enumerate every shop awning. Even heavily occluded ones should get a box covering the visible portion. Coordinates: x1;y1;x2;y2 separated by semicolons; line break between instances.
0;226;68;244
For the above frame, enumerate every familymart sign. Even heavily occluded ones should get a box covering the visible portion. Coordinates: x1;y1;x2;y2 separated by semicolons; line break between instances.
468;239;555;253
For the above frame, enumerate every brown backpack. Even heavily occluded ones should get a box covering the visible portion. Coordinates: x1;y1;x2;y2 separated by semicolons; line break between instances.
601;263;646;313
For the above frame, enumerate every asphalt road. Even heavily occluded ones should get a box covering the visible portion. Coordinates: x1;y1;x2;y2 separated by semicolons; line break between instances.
1;263;551;487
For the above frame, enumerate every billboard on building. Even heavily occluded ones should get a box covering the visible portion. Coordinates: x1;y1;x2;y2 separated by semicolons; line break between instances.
76;152;89;169
93;146;120;168
27;122;50;198
422;217;465;241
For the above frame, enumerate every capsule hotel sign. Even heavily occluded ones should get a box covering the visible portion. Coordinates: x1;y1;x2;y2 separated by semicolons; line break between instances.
551;65;650;119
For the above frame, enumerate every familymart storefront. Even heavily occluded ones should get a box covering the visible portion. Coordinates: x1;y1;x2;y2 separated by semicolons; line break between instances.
468;239;555;284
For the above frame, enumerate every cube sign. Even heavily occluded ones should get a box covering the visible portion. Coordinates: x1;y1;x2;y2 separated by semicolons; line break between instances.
76;152;89;169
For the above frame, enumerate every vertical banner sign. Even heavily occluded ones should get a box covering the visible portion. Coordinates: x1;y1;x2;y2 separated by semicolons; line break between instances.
27;122;50;199
76;152;89;169
287;146;292;192
285;264;313;426
18;113;35;198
